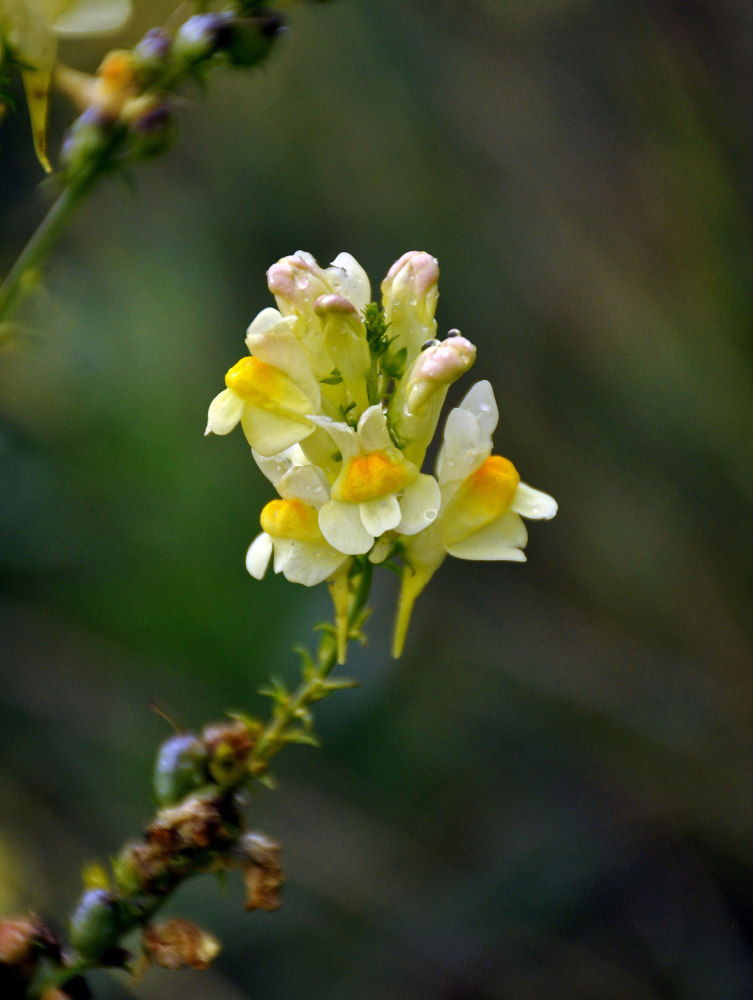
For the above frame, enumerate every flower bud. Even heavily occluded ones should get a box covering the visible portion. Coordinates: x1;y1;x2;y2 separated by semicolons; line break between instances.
127;100;174;159
153;733;208;807
381;251;440;360
131;28;172;83
267;253;329;320
68;890;128;962
404;334;476;413
388;333;476;466
59;108;111;177
172;13;233;65
315;293;370;414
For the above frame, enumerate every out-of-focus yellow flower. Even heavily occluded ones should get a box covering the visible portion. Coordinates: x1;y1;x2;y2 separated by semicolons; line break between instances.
310;404;440;556
392;380;557;656
0;0;131;170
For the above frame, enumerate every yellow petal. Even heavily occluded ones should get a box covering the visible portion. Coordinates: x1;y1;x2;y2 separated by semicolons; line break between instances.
260;498;323;543
225;356;313;416
335;449;414;504
441;455;520;547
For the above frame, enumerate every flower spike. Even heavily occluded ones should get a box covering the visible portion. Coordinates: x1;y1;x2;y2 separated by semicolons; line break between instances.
208;254;557;659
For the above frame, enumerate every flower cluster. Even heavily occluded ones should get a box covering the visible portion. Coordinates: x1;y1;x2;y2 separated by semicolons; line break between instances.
0;2;288;175
57;8;287;178
207;252;557;656
0;0;132;170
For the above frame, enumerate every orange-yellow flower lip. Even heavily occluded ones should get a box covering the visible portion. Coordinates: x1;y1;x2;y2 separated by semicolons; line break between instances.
260;498;323;542
225;356;310;413
442;455;521;545
337;450;413;503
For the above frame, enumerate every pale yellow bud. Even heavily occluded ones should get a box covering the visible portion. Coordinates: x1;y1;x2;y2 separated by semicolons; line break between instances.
389;333;476;467
381;251;440;359
314;293;370;415
404;334;476;413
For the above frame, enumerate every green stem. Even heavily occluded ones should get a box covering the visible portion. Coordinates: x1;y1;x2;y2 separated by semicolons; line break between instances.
251;558;373;771
0;132;122;324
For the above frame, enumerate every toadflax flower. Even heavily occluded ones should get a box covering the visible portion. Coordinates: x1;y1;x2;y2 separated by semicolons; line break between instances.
206;307;321;457
208;250;556;659
0;0;132;170
392;380;557;656
246;445;348;586
309;404;441;556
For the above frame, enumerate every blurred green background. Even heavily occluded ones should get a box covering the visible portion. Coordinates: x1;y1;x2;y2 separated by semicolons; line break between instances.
1;0;753;997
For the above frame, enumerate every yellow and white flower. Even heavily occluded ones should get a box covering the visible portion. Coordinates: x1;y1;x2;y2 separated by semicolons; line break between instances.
246;445;348;586
392;380;557;655
436;380;557;559
310;404;441;556
207;251;557;659
0;0;131;170
205;307;321;457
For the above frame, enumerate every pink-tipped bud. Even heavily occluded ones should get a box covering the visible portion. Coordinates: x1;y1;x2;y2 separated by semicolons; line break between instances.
405;334;476;413
388;332;477;467
314;293;357;316
314;294;370;414
381;252;440;359
267;253;329;318
383;251;439;300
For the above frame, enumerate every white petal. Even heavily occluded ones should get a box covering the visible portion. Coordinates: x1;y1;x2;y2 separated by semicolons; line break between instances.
246;318;319;406
246;533;273;578
206;388;243;436
245;306;288;340
240;406;313;457
318;499;374;555
357;404;392;451
277;464;330;508
252;444;305;487
307;414;360;463
359;494;401;537
444;511;528;561
293;250;317;266
328;253;371;311
436;407;489;483
457;380;499;439
275;539;347;586
397;474;441;535
511;482;558;520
